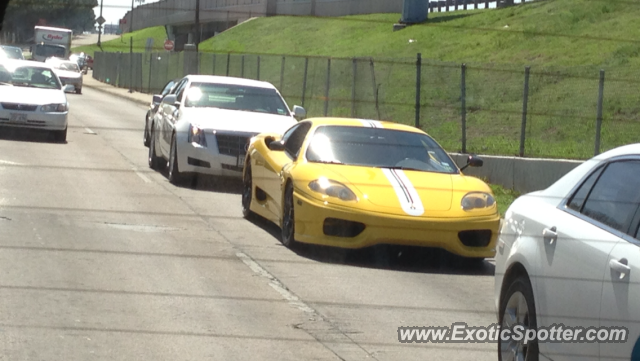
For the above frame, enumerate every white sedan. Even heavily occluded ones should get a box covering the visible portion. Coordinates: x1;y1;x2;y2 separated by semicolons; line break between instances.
0;60;72;142
148;75;306;184
46;58;83;94
495;143;640;361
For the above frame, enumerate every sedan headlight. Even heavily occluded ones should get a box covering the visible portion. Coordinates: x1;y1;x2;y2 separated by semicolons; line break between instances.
41;103;68;112
309;177;358;202
188;124;207;147
461;192;496;211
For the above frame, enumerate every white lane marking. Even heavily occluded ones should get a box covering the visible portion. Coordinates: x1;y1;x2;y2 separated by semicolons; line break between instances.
359;119;384;128
381;168;425;217
235;251;316;314
132;167;151;183
84;127;96;135
0;160;19;165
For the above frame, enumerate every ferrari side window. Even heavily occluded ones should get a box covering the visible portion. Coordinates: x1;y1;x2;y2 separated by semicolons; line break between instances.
284;123;312;158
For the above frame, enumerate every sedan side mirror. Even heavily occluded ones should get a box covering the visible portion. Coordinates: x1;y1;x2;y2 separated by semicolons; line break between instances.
268;139;286;151
460;155;483;171
162;94;177;105
292;105;306;121
63;84;74;93
152;94;163;104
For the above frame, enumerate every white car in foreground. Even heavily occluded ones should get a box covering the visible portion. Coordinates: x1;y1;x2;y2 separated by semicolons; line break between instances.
0;60;72;142
495;143;640;361
148;75;306;184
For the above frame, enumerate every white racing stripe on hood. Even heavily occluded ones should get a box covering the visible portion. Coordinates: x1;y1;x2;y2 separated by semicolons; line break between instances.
381;168;425;216
359;119;383;128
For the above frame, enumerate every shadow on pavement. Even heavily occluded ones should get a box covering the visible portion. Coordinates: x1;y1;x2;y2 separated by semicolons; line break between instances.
0;128;66;144
247;212;494;277
164;171;243;195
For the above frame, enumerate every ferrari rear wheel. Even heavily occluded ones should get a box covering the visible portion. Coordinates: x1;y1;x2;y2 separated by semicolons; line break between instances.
281;181;298;249
242;160;254;219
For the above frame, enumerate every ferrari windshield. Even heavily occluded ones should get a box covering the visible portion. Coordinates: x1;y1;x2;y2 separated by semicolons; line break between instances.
306;126;458;174
184;82;290;116
0;65;62;90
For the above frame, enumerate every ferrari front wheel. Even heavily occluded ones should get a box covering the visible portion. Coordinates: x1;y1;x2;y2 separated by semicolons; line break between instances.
281;181;298;249
242;160;254;219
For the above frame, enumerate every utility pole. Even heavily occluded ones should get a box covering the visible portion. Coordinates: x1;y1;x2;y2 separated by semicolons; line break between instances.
195;0;200;52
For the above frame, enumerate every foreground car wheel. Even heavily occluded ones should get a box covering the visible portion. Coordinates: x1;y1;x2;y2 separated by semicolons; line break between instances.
143;112;151;147
75;87;82;94
148;126;163;170
242;160;254;218
499;276;539;361
281;181;298;248
52;127;67;143
168;134;189;185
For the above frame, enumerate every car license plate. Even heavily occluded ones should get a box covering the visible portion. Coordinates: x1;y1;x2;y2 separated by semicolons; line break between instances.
9;113;27;123
237;154;246;168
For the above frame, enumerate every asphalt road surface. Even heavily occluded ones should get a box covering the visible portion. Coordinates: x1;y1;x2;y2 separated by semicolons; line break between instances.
0;87;499;360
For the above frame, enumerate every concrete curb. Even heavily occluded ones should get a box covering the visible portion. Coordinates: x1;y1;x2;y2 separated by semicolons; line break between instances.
83;81;149;107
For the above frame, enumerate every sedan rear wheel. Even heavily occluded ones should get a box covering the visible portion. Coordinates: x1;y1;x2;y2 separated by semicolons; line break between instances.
499;276;539;361
241;160;254;219
281;181;298;249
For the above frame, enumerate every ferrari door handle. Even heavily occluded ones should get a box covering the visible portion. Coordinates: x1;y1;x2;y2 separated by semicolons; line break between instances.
543;226;557;244
610;258;631;279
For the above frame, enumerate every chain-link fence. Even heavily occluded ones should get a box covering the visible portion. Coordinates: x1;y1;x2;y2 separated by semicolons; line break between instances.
93;50;640;160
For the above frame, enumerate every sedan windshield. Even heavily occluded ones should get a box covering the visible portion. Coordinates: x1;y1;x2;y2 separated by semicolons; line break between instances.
0;65;62;90
1;47;23;59
306;126;458;174
184;82;290;116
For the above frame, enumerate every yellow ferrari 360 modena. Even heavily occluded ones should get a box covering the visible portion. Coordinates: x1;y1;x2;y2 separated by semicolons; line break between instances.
241;118;501;260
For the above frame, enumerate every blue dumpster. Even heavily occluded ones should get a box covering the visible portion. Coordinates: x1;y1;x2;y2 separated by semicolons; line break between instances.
401;0;429;24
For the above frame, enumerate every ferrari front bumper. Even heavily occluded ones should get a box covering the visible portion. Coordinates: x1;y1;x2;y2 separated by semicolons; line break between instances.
293;190;500;258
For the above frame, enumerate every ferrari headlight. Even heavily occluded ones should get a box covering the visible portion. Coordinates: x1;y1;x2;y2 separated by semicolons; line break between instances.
309;177;357;202
461;192;496;211
189;124;207;147
41;103;67;112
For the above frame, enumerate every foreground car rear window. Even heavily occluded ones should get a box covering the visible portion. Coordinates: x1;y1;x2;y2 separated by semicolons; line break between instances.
184;82;290;116
306;126;458;174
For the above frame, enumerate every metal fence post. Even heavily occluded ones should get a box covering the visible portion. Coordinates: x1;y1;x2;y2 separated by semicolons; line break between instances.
256;55;260;80
148;52;153;93
461;63;467;154
519;66;531;157
302;57;308;107
415;53;422;128
226;53;230;76
212;53;216;75
324;58;331;116
241;55;245;78
370;58;381;119
128;37;133;93
351;58;357;118
280;56;286;91
595;69;605;156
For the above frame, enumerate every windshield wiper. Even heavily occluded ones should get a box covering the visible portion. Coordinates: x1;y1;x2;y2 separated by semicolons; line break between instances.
312;160;343;164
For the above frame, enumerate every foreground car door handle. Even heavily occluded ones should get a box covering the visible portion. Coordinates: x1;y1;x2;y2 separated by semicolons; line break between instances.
543;226;557;244
610;259;631;279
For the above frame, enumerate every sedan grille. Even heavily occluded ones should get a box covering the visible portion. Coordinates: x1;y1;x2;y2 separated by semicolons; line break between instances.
1;103;38;112
215;132;257;158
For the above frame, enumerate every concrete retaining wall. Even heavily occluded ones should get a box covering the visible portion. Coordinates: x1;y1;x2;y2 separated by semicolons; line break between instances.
275;0;404;17
449;153;583;194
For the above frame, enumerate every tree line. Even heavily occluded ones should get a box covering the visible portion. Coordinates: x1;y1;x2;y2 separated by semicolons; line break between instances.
1;0;98;43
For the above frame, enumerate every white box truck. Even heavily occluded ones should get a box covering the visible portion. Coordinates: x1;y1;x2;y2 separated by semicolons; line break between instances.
32;26;73;62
